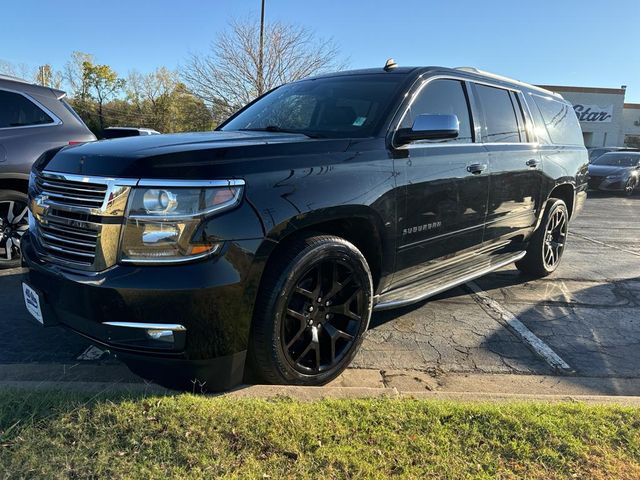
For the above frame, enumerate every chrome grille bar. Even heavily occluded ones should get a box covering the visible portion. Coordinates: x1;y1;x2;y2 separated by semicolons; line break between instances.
30;171;136;271
34;175;107;209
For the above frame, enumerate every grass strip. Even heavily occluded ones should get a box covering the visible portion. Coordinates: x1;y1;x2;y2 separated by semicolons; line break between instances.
1;390;639;479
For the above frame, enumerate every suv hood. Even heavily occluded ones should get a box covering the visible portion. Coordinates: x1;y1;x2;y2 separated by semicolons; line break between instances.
39;130;351;179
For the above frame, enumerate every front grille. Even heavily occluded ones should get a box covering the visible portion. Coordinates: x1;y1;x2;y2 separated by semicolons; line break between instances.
34;174;108;209
38;212;100;265
30;171;133;270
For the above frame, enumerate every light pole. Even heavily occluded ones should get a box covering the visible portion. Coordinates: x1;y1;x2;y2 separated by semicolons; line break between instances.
258;0;265;95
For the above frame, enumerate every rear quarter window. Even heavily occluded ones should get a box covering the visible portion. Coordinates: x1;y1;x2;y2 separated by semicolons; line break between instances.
0;90;54;128
531;94;584;146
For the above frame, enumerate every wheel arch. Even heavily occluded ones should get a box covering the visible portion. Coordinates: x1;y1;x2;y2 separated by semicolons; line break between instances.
254;206;390;295
0;177;29;194
535;182;575;231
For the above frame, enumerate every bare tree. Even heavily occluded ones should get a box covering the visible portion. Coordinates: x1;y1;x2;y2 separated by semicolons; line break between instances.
182;18;346;120
0;60;37;82
64;51;94;101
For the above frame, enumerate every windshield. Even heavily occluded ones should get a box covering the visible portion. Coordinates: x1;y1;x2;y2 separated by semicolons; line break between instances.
593;153;640;167
220;74;407;138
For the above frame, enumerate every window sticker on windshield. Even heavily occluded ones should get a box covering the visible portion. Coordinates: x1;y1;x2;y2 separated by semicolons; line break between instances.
352;116;367;127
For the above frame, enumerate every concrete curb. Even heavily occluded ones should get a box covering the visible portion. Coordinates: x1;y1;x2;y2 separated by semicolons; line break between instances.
4;381;640;405
5;364;640;405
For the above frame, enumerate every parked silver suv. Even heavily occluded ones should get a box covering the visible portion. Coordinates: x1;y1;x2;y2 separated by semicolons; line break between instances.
0;74;95;267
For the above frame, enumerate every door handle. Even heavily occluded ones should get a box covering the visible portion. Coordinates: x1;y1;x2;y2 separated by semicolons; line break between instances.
466;163;487;175
526;159;539;168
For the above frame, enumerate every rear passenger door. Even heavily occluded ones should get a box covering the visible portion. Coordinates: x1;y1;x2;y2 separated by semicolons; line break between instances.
472;83;542;244
392;78;489;286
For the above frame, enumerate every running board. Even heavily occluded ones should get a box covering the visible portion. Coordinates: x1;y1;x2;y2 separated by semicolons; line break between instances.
374;250;526;311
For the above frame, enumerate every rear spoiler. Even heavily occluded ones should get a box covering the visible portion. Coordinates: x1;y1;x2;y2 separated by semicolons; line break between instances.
51;88;66;100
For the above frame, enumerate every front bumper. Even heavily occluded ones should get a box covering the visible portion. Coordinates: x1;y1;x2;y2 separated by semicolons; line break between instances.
588;176;626;192
22;233;264;388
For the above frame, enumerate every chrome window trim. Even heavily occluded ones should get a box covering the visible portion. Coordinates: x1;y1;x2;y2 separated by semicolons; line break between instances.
0;87;63;130
103;322;186;331
392;74;541;149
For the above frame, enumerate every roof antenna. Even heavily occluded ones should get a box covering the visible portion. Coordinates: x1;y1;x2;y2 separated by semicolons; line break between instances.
384;58;398;71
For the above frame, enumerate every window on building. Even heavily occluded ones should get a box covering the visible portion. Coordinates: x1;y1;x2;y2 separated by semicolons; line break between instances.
625;135;640;148
0;90;54;128
531;94;584;146
400;79;473;143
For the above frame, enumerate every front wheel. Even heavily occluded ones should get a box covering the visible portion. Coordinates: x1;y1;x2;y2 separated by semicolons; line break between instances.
249;235;373;386
516;198;569;277
624;177;637;196
0;190;29;269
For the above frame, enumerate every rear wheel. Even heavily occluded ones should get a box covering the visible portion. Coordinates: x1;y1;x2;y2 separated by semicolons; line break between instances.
0;190;29;269
249;235;373;386
516;198;568;277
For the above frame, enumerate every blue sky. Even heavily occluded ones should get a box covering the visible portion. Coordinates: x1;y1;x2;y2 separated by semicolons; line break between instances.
4;0;640;101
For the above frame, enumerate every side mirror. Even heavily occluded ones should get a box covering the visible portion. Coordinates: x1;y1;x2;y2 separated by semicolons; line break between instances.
396;114;459;145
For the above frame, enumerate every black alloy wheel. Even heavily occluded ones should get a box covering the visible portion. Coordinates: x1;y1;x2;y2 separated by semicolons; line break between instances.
516;198;569;277
249;235;373;386
0;191;29;269
282;259;364;374
542;204;568;271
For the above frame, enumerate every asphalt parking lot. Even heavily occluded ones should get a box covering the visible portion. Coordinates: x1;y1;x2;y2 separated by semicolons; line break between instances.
1;192;639;393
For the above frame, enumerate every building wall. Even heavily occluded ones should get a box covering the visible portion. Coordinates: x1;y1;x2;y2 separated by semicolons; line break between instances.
537;85;626;147
622;103;640;147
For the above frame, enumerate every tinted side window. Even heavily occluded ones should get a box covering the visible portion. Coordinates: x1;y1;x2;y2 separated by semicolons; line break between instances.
475;84;521;143
401;79;473;143
0;90;54;128
531;94;584;146
525;93;551;144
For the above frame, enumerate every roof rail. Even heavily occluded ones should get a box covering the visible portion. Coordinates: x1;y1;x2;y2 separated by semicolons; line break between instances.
454;67;562;98
0;73;31;85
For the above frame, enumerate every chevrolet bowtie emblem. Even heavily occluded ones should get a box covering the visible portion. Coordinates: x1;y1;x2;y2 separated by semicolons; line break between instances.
32;194;50;219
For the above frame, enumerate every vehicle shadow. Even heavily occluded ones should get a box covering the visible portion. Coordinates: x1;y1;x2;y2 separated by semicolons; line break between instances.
369;268;640;395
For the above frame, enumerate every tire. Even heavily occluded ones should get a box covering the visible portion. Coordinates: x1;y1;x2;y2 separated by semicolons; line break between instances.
0;190;29;269
516;198;569;277
624;177;637;196
249;234;373;386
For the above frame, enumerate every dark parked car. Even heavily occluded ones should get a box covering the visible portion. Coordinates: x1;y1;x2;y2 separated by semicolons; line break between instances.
21;64;588;390
0;74;95;267
588;146;639;164
102;127;161;139
588;152;640;195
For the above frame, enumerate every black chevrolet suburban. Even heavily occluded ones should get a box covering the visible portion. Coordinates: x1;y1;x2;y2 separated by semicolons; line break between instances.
22;65;588;390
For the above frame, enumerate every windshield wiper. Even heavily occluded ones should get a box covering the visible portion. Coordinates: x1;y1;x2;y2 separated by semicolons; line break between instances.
239;126;324;138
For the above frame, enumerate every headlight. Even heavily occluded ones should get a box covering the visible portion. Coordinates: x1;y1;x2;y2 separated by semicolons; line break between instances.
606;174;624;180
119;180;244;264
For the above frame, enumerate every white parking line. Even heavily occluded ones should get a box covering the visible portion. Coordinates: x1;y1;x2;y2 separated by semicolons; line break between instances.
571;232;640;257
466;281;573;373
